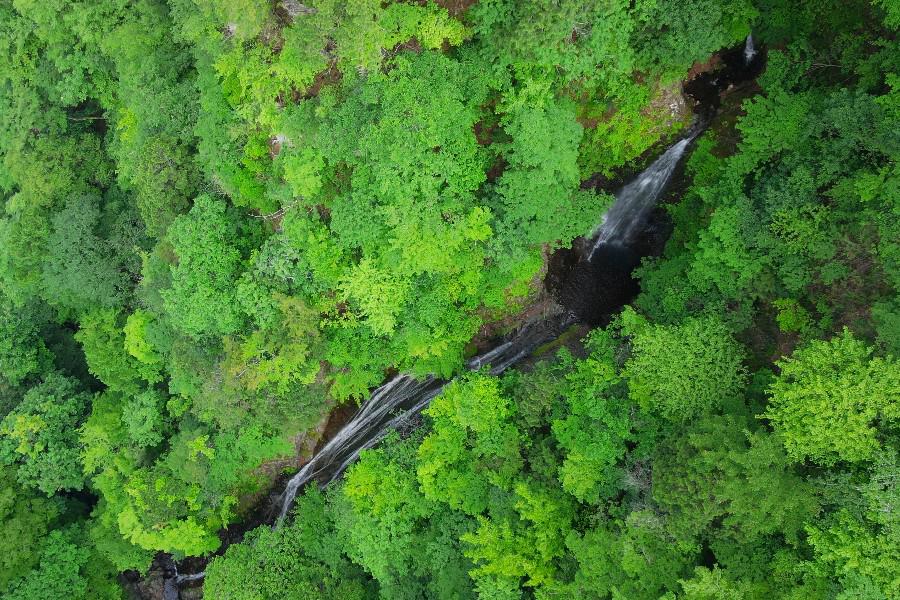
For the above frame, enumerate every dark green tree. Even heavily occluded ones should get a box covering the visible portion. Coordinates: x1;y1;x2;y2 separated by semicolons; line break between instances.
0;372;89;494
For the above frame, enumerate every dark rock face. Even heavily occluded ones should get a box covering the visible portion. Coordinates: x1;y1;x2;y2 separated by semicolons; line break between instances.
683;36;767;118
546;243;640;326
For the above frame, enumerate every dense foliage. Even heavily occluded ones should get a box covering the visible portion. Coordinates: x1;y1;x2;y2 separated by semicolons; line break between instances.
0;0;896;598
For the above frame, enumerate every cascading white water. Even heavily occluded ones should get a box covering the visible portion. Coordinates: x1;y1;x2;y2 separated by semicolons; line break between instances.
171;132;702;593
588;136;695;259
275;313;572;523
744;33;757;64
278;134;704;522
275;374;444;522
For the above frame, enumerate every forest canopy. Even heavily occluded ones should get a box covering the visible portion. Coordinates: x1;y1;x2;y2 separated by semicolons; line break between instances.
0;0;897;598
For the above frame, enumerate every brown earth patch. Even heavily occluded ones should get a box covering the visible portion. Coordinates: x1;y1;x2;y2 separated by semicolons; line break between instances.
298;61;342;101
469;245;561;355
433;0;479;17
687;53;724;80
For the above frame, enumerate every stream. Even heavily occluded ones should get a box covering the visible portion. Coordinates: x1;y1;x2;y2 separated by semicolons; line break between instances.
160;35;766;598
276;311;575;522
273;120;701;522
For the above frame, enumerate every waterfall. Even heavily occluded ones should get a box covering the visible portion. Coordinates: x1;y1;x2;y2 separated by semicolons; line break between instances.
275;374;444;523
744;33;757;64
275;313;573;523
588;135;695;259
277;133;703;522
166;132;701;588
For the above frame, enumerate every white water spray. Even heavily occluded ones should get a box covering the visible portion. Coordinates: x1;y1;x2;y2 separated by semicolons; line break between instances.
744;33;757;64
588;135;695;259
275;314;572;523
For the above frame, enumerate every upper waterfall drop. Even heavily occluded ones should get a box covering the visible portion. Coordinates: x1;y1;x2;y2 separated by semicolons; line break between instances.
744;33;757;64
588;135;695;259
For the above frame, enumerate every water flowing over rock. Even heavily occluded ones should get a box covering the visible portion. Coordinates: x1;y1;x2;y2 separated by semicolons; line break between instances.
276;312;573;523
276;130;699;522
173;127;710;594
588;135;695;258
280;0;316;20
170;46;769;585
744;33;757;64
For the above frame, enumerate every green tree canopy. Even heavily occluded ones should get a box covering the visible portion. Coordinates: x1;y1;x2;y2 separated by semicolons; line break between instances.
622;310;748;423
764;330;900;466
0;372;89;495
162;195;248;338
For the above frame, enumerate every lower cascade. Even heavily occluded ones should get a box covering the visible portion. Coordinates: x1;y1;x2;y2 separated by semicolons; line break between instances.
276;314;572;522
